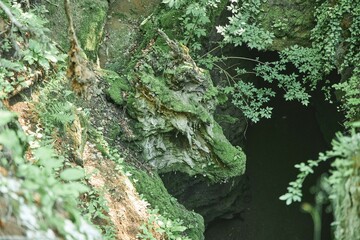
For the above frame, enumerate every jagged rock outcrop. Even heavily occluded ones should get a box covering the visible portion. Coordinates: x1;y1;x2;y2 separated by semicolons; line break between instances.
123;31;246;181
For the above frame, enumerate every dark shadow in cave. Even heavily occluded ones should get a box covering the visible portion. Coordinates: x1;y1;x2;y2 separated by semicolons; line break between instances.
205;85;343;239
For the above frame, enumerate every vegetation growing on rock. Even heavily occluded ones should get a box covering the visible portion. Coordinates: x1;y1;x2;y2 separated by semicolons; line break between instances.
0;0;359;239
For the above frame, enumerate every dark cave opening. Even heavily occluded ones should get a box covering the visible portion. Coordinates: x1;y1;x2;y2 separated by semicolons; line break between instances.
205;89;343;240
203;44;344;238
161;43;345;239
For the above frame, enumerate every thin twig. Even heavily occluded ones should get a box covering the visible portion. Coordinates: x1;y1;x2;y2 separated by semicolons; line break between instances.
233;72;257;78
0;1;28;31
44;0;59;7
200;45;221;58
213;63;235;85
223;56;266;65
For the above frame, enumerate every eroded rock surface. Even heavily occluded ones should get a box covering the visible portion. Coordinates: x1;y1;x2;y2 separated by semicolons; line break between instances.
124;31;246;181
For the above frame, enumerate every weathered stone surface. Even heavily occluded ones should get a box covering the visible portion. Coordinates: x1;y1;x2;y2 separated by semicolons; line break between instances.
259;0;316;50
98;0;160;72
161;172;250;224
45;0;108;60
122;33;246;182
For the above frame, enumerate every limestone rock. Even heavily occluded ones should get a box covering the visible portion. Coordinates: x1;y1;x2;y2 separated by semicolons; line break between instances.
125;33;246;181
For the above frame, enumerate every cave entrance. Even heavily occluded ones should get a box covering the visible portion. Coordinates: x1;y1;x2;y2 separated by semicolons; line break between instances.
205;85;343;239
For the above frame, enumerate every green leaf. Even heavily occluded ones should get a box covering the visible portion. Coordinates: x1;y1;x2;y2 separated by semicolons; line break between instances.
0;110;17;126
38;58;50;70
0;129;23;157
44;53;58;63
279;193;292;201
65;182;90;194
171;225;187;232
60;168;85;181
350;121;360;128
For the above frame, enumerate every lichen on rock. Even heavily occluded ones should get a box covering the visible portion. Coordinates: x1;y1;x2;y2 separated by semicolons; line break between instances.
123;31;246;182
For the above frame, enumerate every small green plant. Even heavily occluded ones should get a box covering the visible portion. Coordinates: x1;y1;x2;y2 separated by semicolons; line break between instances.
280;122;360;239
137;208;191;240
221;80;274;123
272;18;288;31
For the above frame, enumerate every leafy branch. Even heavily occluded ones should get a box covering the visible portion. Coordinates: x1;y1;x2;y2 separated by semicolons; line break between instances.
280;125;360;205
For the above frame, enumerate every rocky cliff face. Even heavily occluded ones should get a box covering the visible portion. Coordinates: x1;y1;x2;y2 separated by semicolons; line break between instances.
258;0;316;50
123;32;246;181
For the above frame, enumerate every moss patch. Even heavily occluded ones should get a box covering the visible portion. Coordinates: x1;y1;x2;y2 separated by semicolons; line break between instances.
125;165;205;240
97;0;160;72
44;0;108;61
258;0;316;50
122;37;246;181
99;69;131;105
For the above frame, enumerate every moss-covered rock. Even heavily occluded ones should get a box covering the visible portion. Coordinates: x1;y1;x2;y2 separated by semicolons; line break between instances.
100;69;131;105
258;0;316;50
123;33;246;182
126;165;205;239
98;0;160;72
44;0;108;61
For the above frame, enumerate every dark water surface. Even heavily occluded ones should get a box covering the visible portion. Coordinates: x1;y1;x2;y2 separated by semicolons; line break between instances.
205;96;342;240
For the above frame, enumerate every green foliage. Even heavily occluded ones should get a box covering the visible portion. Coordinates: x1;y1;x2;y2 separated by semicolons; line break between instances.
280;124;360;205
0;1;66;99
162;0;359;123
162;0;183;9
309;0;360;122
215;0;274;50
0;4;116;238
243;0;360;123
34;73;77;134
81;188;116;239
280;122;360;239
0;109;101;239
137;208;190;240
254;45;325;106
222;81;274;123
160;0;224;53
333;69;360;121
159;0;312;123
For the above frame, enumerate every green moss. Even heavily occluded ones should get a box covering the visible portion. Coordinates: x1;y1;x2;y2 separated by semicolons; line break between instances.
76;1;108;60
125;56;245;181
44;0;108;61
137;73;212;123
208;122;246;179
259;0;316;50
108;124;122;143
100;69;131;105
125;165;205;240
215;114;239;125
